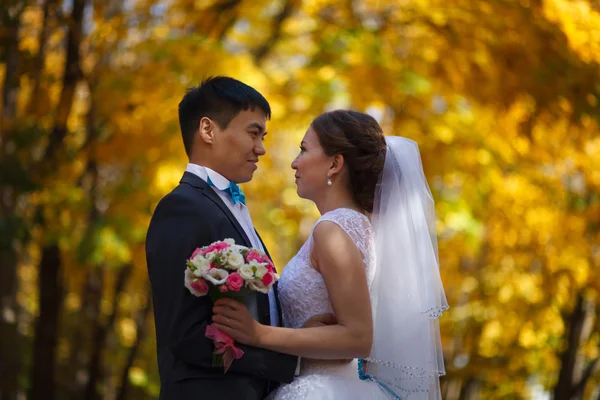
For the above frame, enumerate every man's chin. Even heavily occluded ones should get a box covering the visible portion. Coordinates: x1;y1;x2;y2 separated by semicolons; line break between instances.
235;173;254;184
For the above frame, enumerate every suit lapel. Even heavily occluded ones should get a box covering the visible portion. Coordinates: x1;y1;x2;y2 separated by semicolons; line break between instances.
180;172;252;247
255;230;284;327
254;230;272;261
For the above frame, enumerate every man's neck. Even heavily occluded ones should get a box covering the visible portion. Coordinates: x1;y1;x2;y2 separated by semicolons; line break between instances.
189;159;230;182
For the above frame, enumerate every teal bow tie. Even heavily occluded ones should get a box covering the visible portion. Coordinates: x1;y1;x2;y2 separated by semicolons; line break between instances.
207;176;246;205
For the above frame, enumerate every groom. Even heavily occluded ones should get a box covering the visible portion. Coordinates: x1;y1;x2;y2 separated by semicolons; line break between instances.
146;76;299;399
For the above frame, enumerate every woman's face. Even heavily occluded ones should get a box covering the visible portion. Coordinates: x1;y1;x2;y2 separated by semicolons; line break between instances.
291;127;332;201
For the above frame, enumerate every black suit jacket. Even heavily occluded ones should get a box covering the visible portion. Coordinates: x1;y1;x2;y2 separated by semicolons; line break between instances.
146;172;297;399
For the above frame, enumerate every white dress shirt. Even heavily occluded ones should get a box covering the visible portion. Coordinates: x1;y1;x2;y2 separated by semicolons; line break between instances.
185;163;280;327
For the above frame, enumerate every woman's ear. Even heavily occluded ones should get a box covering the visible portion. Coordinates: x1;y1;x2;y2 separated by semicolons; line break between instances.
198;117;216;144
329;154;345;177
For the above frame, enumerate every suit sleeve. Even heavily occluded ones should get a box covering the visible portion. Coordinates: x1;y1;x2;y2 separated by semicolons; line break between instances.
146;192;297;383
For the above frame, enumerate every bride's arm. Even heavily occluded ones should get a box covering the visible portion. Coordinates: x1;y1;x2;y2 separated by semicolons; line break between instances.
212;221;373;359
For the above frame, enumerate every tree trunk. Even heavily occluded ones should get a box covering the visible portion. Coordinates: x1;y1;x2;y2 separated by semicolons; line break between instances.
29;1;88;398
0;247;20;400
1;4;40;397
29;244;62;400
553;293;597;400
115;287;153;400
0;0;26;385
64;269;94;396
84;264;132;400
460;378;480;400
443;378;463;400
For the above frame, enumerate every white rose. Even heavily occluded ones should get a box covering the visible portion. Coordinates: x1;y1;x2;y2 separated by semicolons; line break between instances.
224;238;235;245
239;264;255;280
227;245;242;255
254;265;268;279
227;253;244;269
204;251;216;261
203;268;228;285
248;260;263;269
248;278;269;294
191;256;211;276
184;268;195;292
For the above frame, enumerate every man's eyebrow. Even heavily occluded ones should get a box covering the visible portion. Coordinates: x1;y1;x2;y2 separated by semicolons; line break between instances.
247;122;265;132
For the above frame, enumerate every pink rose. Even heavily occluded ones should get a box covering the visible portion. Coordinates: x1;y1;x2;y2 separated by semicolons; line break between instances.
203;245;216;254
261;272;274;287
190;279;209;296
191;247;203;259
220;285;229;293
210;262;217;269
226;273;244;292
246;250;265;264
266;259;275;273
204;242;231;254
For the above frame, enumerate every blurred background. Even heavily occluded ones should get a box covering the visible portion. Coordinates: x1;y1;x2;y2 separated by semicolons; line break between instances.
1;0;599;399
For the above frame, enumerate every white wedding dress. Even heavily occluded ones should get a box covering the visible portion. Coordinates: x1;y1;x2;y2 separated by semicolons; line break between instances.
268;208;391;400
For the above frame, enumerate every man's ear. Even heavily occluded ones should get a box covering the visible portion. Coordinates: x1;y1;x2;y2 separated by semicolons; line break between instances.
198;117;217;144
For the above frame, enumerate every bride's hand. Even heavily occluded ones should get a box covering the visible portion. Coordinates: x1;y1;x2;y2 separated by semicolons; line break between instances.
212;298;265;346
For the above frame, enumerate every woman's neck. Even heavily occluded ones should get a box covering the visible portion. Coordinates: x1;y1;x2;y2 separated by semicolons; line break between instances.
314;188;364;216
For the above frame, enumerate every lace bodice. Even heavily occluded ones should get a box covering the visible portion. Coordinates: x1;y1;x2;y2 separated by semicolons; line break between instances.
277;208;375;330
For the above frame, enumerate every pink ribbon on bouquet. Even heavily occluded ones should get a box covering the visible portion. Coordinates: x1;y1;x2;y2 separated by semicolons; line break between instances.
205;324;244;373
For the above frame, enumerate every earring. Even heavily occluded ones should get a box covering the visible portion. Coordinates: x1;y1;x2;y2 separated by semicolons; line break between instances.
327;177;332;186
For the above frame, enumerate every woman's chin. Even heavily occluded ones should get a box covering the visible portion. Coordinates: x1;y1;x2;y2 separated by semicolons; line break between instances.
296;188;307;200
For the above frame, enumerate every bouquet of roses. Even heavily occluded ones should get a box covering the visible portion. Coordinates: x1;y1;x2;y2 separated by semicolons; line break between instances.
184;238;278;372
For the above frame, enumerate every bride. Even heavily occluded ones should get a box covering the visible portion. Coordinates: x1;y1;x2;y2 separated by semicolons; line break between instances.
212;110;448;399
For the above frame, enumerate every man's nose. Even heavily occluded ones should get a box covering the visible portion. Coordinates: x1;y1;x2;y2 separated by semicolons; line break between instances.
255;141;266;156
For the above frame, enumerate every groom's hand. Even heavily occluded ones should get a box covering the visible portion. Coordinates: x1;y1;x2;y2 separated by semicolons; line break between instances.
212;298;264;347
301;313;337;328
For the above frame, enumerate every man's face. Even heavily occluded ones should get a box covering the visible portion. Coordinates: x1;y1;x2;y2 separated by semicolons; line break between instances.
212;109;267;183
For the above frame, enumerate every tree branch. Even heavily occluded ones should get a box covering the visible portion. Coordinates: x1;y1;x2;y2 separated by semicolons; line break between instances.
42;0;87;162
253;0;297;64
26;0;58;116
0;1;27;137
573;356;600;398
